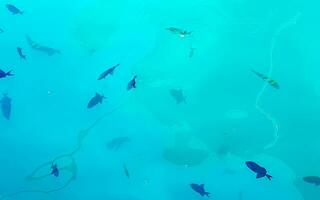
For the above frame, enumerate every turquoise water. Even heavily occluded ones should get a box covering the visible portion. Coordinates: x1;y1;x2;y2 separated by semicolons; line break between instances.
0;0;319;199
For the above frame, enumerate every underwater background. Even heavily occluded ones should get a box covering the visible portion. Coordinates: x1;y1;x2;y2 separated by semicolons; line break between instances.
0;0;320;199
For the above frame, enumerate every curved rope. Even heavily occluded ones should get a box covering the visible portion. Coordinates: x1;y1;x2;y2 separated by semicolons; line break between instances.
255;12;301;150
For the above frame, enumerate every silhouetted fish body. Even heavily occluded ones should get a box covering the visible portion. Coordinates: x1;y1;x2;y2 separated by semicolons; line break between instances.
166;27;192;37
123;163;130;179
26;35;60;56
51;164;59;177
87;93;105;109
98;63;119;80
1;94;11;120
6;4;23;14
107;137;131;150
190;183;210;197
127;76;137;90
303;176;320;186
246;161;272;180
17;47;26;59
0;69;13;79
170;89;186;104
251;70;279;89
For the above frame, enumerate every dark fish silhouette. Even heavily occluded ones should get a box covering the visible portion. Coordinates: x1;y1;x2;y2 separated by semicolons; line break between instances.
1;94;11;120
251;70;279;89
166;27;192;37
87;93;105;109
17;47;26;59
26;35;61;56
303;176;320;186
6;4;23;14
123;163;130;179
246;161;272;180
189;47;196;58
170;89;186;104
127;75;137;90
98;63;119;80
0;69;14;79
107;137;131;151
51;164;59;177
190;183;210;197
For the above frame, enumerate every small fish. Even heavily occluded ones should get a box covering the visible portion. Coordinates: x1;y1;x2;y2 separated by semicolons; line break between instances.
107;137;131;150
51;164;59;177
167;27;192;38
189;47;196;58
170;89;186;104
0;28;3;33
98;63;119;80
123;163;130;179
6;4;23;15
251;70;279;89
87;93;105;109
303;176;320;186
26;35;61;56
17;47;26;59
0;69;14;79
127;75;137;90
190;183;210;197
1;94;11;120
246;161;272;180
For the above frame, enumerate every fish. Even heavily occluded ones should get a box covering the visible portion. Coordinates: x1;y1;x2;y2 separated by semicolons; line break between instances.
303;176;320;186
0;28;3;33
123;163;130;179
87;93;105;109
189;47;196;58
0;69;14;79
17;47;26;59
107;137;131;150
166;27;192;38
1;94;11;120
26;35;61;56
170;89;186;104
127;75;137;90
190;183;210;197
251;69;279;89
51;164;59;177
6;4;23;14
98;63;119;80
246;161;272;180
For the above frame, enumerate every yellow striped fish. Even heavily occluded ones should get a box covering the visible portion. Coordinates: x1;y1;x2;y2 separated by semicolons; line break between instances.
251;70;279;89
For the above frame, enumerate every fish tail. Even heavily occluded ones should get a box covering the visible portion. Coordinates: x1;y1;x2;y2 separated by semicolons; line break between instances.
266;174;272;180
205;192;210;197
6;70;14;76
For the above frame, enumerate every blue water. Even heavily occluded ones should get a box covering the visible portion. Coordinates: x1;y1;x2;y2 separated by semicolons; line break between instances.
0;0;319;199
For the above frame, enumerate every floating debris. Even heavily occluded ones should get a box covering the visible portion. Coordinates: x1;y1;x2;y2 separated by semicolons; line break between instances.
107;137;131;151
246;161;272;180
1;94;11;120
190;183;210;197
6;4;23;15
87;93;105;109
252;69;279;89
170;89;186;104
98;63;119;80
303;176;320;186
17;47;26;59
26;35;61;56
166;27;192;38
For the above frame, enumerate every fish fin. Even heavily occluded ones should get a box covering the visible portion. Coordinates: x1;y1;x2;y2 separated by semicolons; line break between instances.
204;192;210;197
266;174;272;180
6;70;14;76
256;173;264;179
